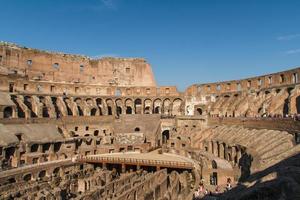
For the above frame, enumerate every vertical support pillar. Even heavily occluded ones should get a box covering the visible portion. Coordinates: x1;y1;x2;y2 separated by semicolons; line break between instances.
156;166;161;171
122;163;126;173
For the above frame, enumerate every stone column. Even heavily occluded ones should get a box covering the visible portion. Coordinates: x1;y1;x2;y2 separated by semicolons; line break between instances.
219;143;225;159
122;164;126;173
207;141;212;153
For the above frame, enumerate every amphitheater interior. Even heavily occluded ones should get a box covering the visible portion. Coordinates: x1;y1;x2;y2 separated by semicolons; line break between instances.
0;41;299;200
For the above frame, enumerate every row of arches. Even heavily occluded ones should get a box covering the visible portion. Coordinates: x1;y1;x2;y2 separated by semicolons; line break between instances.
209;87;300;117
10;95;184;118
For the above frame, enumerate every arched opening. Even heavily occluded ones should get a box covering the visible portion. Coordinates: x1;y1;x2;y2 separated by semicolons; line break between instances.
283;98;289;116
196;108;203;115
107;106;112;115
210;172;218;185
53;167;60;177
91;108;97;116
64;98;73;116
54;142;62;153
42;106;49;118
51;97;61;118
144;106;150;114
96;98;102;105
11;95;25;118
172;98;182;116
162;130;170;144
8;178;16;184
23;174;32;182
38;170;46;178
126;106;132;114
77;106;83;116
24;96;37;118
94;130;99;136
31;144;39;152
134;99;142;114
4;147;15;168
3;107;13;118
96;98;103;115
116;106;122;115
154;106;160;114
153;99;162;114
134;127;140;132
212;160;218;169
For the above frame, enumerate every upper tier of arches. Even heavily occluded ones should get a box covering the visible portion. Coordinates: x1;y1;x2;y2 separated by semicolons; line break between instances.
187;67;300;95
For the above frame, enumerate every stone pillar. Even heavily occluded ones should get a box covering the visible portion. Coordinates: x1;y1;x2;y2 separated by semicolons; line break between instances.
122;164;126;173
169;102;173;116
26;144;31;153
219;143;225;159
213;142;218;157
207;141;212;153
232;147;237;166
236;149;242;166
141;100;144;114
223;144;228;160
38;144;43;153
102;163;107;170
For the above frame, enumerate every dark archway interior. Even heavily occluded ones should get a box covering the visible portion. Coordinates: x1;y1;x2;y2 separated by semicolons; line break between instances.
3;107;13;118
162;130;170;144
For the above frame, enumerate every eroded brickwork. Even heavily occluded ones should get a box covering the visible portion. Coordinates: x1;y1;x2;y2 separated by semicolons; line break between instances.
0;42;299;200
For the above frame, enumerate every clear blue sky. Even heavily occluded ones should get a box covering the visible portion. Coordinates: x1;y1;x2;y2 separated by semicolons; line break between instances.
1;0;300;91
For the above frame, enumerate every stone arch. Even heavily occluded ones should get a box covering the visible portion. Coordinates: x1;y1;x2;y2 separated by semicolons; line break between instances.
3;106;13;118
153;99;162;114
63;97;73;116
91;108;97;116
134;98;142;114
11;95;25;118
163;99;171;115
8;177;16;184
96;98;103;115
52;167;60;177
51;97;62;118
74;98;84;116
172;98;182;116
144;99;152;114
115;99;123;116
125;98;134;114
212;160;217;169
86;98;94;106
23;173;32;181
24;96;37;117
162;130;170;144
39;96;50;118
106;99;114;115
196;108;203;115
38;170;46;179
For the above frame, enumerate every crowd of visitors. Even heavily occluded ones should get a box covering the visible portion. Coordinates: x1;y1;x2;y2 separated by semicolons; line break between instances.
193;179;232;200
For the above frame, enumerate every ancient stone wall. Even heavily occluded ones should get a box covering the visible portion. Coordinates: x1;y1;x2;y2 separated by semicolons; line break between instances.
0;42;156;87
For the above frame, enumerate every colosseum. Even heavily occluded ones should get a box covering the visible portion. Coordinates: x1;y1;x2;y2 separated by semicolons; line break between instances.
0;41;299;200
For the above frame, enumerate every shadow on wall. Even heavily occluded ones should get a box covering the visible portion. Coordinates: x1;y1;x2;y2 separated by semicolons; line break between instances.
217;153;300;200
296;96;300;114
238;153;253;182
